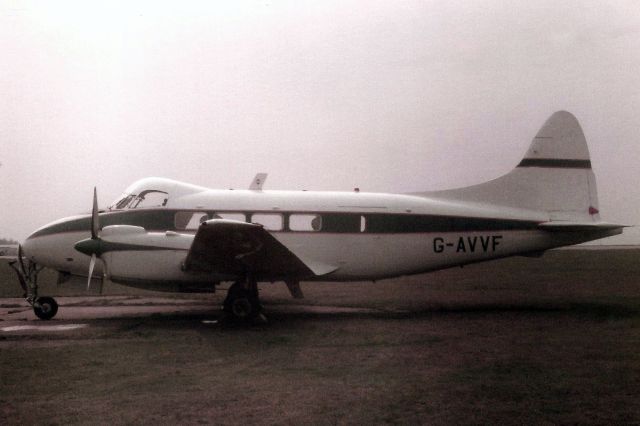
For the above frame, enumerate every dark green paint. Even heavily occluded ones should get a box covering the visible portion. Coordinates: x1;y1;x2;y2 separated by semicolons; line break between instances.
74;237;180;256
29;208;541;239
517;158;592;169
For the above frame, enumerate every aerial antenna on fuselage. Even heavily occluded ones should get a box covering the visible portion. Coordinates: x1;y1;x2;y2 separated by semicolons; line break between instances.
249;173;268;191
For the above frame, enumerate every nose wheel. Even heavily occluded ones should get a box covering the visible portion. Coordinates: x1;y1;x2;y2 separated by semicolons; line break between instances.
33;297;59;320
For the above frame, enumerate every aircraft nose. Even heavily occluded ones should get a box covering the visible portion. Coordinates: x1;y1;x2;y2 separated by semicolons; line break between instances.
21;229;55;265
20;215;91;270
21;234;37;260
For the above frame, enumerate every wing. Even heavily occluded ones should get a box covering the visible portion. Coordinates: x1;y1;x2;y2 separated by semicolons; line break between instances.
183;219;316;279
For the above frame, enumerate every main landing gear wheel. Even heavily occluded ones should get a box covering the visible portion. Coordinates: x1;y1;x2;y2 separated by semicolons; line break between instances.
33;297;58;320
223;279;264;322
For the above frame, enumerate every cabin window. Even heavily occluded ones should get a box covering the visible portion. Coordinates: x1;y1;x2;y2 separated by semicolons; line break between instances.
212;212;247;222
321;214;365;233
175;211;209;230
251;213;283;231
289;214;322;231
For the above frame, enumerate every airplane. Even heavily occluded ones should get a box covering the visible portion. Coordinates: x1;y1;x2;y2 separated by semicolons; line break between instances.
8;111;624;322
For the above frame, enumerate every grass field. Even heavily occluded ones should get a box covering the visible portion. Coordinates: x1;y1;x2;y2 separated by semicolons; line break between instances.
1;249;640;424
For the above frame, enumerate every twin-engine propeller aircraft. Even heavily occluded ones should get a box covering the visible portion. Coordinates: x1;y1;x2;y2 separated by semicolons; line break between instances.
9;111;623;321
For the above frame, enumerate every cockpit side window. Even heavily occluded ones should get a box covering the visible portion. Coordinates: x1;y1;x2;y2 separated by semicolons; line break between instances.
129;190;169;209
109;190;169;210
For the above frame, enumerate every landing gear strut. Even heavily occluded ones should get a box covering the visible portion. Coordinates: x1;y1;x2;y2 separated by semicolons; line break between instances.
9;253;59;320
223;277;265;322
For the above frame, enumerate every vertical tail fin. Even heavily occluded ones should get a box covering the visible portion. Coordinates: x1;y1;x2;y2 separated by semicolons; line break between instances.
425;111;600;222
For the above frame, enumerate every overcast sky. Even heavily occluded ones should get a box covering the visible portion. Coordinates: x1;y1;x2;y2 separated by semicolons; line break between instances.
1;0;639;241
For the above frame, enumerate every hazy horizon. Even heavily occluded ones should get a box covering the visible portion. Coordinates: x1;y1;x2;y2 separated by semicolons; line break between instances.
1;1;639;241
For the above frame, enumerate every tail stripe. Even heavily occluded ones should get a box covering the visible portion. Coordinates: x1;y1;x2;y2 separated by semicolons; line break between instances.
517;159;591;169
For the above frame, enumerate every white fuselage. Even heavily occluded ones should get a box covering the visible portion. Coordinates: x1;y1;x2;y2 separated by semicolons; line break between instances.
21;180;618;291
18;113;626;294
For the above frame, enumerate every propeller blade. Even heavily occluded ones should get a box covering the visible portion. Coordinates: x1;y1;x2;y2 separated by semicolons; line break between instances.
91;187;100;240
87;253;96;290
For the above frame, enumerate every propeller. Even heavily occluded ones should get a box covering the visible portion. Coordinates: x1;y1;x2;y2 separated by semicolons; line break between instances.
74;187;103;290
87;187;99;290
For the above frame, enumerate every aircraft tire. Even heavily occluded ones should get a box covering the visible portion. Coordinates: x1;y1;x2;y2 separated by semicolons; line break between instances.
230;296;254;319
34;296;58;320
224;284;260;320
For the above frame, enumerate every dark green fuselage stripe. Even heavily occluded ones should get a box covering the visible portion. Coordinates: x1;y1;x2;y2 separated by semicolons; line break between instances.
517;158;591;169
76;238;182;256
28;209;541;239
29;210;176;239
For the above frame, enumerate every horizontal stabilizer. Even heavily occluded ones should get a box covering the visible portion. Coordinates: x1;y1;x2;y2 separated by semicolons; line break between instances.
538;222;625;232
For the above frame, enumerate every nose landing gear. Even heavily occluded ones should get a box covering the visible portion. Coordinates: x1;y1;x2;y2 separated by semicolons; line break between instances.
8;251;59;321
